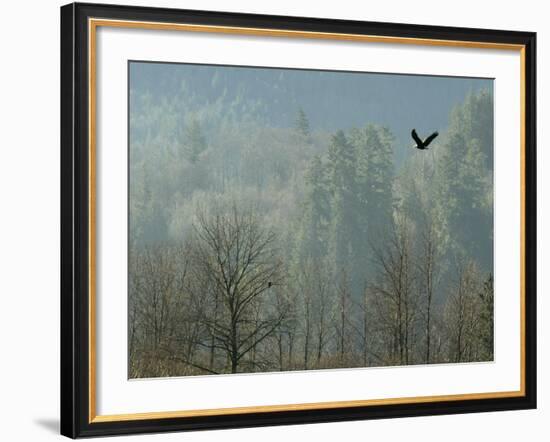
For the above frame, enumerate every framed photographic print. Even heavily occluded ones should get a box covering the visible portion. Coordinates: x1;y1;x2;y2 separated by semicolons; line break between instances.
60;2;536;438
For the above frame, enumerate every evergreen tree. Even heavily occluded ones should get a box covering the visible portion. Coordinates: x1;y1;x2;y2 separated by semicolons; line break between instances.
351;124;395;280
129;163;168;246
433;92;493;272
294;107;311;139
458;90;494;168
297;155;331;260
181;118;207;164
327;130;360;282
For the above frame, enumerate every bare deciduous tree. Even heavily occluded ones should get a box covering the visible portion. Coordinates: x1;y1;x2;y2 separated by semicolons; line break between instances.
294;257;335;370
129;244;191;377
370;213;419;365
444;260;482;363
190;205;286;373
416;214;441;364
334;269;353;366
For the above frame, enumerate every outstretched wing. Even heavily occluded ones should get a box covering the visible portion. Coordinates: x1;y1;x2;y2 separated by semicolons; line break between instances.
411;129;423;145
423;131;439;147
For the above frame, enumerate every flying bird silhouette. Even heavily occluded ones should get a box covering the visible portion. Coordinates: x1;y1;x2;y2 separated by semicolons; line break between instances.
411;129;439;150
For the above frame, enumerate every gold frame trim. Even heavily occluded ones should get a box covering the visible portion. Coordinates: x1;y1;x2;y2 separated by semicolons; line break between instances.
88;18;527;424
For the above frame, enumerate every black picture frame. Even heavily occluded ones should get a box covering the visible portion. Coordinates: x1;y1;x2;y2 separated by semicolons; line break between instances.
61;2;537;438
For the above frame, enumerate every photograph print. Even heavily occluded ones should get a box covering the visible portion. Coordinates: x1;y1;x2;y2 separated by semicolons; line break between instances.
128;61;494;379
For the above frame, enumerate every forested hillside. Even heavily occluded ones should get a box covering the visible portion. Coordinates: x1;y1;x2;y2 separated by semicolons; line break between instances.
128;62;494;378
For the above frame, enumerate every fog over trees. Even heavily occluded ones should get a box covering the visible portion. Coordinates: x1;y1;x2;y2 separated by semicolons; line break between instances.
128;62;494;378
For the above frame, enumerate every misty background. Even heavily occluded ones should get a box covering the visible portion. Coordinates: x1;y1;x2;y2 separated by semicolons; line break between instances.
130;62;491;166
128;61;494;378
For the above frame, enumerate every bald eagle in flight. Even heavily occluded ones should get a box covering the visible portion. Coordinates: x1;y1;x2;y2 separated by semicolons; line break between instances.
411;129;439;150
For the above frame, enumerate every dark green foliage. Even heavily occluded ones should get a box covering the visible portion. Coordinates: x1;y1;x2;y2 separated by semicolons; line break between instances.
433;92;493;272
351;124;395;279
327;130;360;271
295;107;311;138
296;155;331;260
